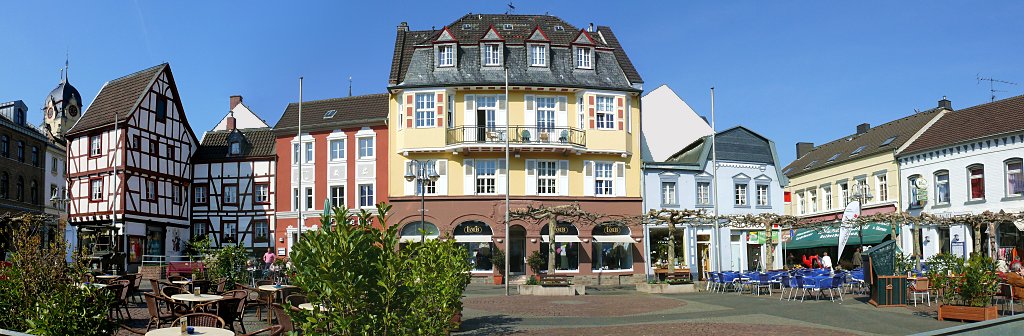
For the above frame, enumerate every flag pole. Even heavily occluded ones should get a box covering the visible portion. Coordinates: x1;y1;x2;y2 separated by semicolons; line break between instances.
710;87;720;273
504;67;510;296
297;77;303;246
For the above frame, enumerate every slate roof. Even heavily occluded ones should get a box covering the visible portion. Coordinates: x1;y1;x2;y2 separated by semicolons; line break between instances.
68;64;166;136
389;14;642;90
659;126;789;184
782;108;943;178
272;93;389;135
902;95;1024;154
195;127;276;162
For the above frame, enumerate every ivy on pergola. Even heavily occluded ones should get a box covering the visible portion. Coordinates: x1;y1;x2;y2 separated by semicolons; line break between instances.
509;203;641;275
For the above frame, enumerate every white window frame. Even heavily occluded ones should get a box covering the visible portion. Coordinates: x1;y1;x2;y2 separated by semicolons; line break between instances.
229;142;241;155
529;44;547;67
358;184;374;208
839;183;849;206
1006;159;1023;197
661;181;677;206
594;162;613;196
483;43;502;66
90;179;103;200
304;142;314;164
223;185;238;205
90;135;102;156
536;97;556;132
696;181;711;205
475;160;497;195
735;184;748;206
304;187;314;210
253;220;269;241
414;93;436;128
595;96;615;130
329;139;345;161
537;160;557;195
330;185;345;208
357;137;374;159
876;174;889;202
575;46;592;69
935;171;950;205
172;183;181;203
968;165;985;200
146;179;157;201
437;44;455;67
821;186;832;210
292;143;300;164
254;184;269;204
194;185;207;204
756;184;770;207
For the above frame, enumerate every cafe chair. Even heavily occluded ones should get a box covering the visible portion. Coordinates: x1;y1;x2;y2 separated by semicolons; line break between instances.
996;283;1020;315
173;313;226;328
241;325;284;336
285;294;308;307
162;285;186;298
143;293;190;330
270;304;295;333
909;277;931;307
241;284;274;321
197;297;245;332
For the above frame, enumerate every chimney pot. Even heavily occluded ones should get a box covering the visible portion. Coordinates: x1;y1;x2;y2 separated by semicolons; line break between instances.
856;123;870;135
938;96;952;110
589;23;594;32
397;22;409;32
796;142;815;159
229;95;243;110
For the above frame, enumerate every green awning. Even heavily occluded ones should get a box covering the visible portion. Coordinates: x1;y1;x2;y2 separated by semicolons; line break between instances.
783;222;893;250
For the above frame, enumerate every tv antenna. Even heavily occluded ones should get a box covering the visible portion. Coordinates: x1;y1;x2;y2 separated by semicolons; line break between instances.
977;74;1017;102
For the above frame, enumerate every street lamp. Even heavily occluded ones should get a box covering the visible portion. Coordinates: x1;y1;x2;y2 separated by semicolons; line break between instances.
849;181;873;249
404;160;441;243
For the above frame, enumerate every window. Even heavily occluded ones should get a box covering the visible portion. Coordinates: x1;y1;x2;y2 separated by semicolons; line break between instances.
839;183;849;205
253;220;269;243
822;186;832;210
876;174;888;201
304;142;313;163
193;185;207;205
145;227;164;256
907;175;924;208
529;44;547;66
145;179;156;201
502;23;512;30
15;177;22;201
880;136;897;147
15;141;23;162
808;189;817;212
304;187;313;210
50;184;57;202
417;178;435;195
229;142;240;155
171;183;181;204
329;139;345;161
323;109;337;119
155;96;168;122
1006;159;1023;197
358;137;374;158
475;160;497;194
132;135;140;150
577;97;584;129
193;222;206;239
414;93;436;127
293;188;299;210
537;161;557;195
437;45;454;67
697;182;711;205
757;184;770;206
167;145;175;161
935;171;950;204
661;182;677;205
575;47;592;69
359;184;374;207
0;135;7;157
483;43;501;66
254;183;269;204
594;162;613;195
149;140;157;155
447;94;454;129
51;157;58;174
330;186;345;208
536;97;556;133
827;153;840;162
29;180;37;204
735;184;748;206
222;222;237;243
595;96;615;129
30;147;38;166
969;165;985;200
796;192;805;214
292;143;300;164
805;160;818;169
857;179;869;201
90;178;102;201
850;145;866;156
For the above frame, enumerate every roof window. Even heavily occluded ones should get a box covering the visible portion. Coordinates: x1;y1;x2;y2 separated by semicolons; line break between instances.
850;145;866;156
805;160;818;169
783;167;794;175
879;136;897;147
461;23;472;30
323;110;337;119
827;153;840;162
554;25;565;31
502;24;513;30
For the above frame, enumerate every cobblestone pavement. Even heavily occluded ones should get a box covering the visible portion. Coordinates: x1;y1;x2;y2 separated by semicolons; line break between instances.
455;284;962;336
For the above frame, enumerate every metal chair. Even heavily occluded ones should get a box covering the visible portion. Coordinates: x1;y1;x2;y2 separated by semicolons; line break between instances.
997;282;1020;315
779;274;793;301
172;313;226;328
754;273;772;296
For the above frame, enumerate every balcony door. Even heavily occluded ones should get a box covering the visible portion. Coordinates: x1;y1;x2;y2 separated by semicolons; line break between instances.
476;96;499;142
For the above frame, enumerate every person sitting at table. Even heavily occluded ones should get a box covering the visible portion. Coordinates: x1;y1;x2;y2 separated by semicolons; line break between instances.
1006;263;1024;301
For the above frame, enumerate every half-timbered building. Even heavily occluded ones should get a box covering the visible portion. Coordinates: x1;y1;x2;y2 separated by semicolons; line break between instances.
192;98;276;253
66;63;199;272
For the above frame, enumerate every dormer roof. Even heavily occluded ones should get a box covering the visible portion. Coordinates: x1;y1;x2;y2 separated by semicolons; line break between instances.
433;27;458;43
479;25;505;42
526;26;550;42
571;29;596;45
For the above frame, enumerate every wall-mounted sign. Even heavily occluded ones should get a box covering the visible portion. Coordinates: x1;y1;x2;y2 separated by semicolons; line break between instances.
456;221;492;235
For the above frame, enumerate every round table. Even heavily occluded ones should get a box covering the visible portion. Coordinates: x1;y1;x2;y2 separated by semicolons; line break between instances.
299;303;327;311
77;283;108;288
145;326;233;336
171;293;223;307
172;280;192;285
258;285;297;322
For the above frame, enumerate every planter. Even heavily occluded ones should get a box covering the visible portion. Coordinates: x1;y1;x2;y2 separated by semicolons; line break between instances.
449;310;462;332
493;275;504;285
517;284;585;296
937;304;999;322
636;283;697;294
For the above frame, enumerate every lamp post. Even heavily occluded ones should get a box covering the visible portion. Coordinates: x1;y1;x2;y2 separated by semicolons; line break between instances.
849;181;874;249
404;160;440;242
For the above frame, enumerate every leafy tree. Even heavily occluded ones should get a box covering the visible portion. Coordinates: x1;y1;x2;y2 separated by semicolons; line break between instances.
204;244;249;287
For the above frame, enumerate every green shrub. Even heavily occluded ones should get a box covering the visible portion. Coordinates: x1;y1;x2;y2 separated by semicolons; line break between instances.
287;203;472;335
526;250;545;275
928;253;999;307
205;244;249;287
525;277;540;285
26;286;117;336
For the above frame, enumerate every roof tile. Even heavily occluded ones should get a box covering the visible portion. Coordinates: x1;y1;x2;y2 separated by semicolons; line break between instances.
68;64;166;135
902;95;1024;154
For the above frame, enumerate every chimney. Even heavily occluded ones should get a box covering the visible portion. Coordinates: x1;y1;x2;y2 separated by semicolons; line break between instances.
796;142;814;159
226;111;236;130
856;123;870;135
938;96;952;110
397;22;409;32
588;23;594;32
229;95;243;110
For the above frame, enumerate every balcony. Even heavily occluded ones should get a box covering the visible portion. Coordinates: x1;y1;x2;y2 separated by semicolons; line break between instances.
445;126;586;152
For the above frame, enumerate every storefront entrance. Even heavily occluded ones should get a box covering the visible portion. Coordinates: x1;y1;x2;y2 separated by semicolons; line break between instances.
509;225;526;274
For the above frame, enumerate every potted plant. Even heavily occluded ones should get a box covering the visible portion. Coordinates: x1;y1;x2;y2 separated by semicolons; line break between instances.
527;250;545;281
930;254;1000;322
490;248;505;285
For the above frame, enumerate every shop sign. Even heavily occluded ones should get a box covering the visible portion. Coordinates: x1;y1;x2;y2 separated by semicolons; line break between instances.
456;221;491;235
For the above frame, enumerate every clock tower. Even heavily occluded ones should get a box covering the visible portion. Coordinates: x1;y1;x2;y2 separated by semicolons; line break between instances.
42;65;83;141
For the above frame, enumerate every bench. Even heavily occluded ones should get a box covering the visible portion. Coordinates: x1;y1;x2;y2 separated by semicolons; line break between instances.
539;275;571;287
666;272;692;284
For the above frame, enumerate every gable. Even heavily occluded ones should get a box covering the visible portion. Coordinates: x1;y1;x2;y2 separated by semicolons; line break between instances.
434;27;458;43
732;173;751;180
527;26;549;42
480;26;504;41
754;174;773;182
715;127;773;165
572;29;595;45
130;67;199;148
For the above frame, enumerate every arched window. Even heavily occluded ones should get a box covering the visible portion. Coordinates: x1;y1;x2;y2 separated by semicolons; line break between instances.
540;222;580;271
591;223;633;271
0;173;8;199
15;176;23;202
907;174;923;209
29;180;37;205
967;164;985;200
454;221;494;272
1005;158;1023;197
934;170;950;205
399;221;438;243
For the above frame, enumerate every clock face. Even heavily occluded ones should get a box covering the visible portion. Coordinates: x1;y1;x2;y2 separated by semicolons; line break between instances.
46;108;54;119
68;105;79;117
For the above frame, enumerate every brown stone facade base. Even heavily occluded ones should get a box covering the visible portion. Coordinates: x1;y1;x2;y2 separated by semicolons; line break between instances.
388;196;644;278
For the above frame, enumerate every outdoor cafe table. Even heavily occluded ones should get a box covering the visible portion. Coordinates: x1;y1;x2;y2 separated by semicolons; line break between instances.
259;284;297;322
299;303;328;311
95;274;120;283
76;283;107;289
145;326;233;336
170;293;223;309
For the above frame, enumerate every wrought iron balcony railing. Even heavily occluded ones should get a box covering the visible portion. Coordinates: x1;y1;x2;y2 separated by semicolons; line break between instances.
445;126;586;147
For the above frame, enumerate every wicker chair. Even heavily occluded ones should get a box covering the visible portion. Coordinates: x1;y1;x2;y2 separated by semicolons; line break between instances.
285;294;308;307
143;293;190;330
172;313;226;328
106;280;132;319
168;275;187;282
270;303;294;333
241;284;273;321
213;278;227;294
196;298;245;332
191;280;212;294
128;273;144;303
241;325;284;336
162;285;186;298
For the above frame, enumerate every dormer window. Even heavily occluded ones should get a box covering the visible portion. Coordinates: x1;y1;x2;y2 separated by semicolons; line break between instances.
575;47;592;69
437;44;455;67
229;141;241;155
461;23;472;30
483;43;502;66
502;24;513;30
554;25;565;31
529;44;547;67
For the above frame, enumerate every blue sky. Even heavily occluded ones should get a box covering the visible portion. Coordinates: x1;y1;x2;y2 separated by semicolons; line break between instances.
1;1;1022;164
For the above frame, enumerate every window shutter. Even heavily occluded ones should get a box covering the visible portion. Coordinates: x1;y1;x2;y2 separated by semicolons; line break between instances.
496;159;507;194
464;95;476;141
556;96;568;128
435;159;448;195
583;160;595;196
587;95;596;129
405;94;414;129
625;98;631;133
525;159;537;196
404;160;415;196
524;95;536;133
615;162;626;196
435;92;444;128
496;95;507;129
463;159;475;195
617;97;625;131
558;160;569;196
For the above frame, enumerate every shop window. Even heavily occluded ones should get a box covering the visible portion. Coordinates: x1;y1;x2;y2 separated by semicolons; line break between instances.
591;224;633;270
454;221;494;272
539;222;580;271
145;227;165;256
